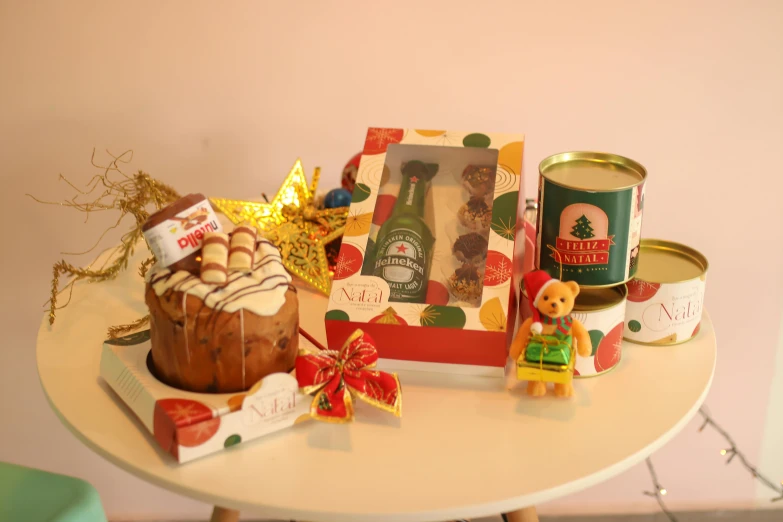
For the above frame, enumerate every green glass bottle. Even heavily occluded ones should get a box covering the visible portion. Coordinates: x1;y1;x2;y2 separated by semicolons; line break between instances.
372;160;438;302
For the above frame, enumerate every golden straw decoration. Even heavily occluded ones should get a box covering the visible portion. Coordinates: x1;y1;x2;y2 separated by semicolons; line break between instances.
210;159;348;295
28;150;179;330
106;316;151;339
138;256;156;278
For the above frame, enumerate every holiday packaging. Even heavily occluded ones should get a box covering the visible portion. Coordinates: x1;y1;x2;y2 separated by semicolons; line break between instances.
535;152;646;287
624;239;708;345
326;128;525;373
100;330;313;463
142;193;223;273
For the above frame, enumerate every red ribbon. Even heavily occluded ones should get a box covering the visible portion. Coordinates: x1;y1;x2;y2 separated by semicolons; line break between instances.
296;329;402;423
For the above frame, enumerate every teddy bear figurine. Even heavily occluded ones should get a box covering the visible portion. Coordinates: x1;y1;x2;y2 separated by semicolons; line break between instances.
509;270;592;398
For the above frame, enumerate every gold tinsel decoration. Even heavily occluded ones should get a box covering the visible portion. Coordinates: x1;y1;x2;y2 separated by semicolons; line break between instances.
106;315;152;339
210;159;348;295
29;150;179;334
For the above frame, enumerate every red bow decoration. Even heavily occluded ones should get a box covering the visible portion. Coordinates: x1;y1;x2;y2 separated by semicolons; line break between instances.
296;329;402;423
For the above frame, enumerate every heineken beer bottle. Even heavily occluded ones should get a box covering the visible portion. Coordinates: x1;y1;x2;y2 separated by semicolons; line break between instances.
372;160;438;302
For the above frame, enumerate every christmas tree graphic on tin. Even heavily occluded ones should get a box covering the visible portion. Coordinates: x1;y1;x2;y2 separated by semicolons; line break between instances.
551;204;614;266
570;215;595;240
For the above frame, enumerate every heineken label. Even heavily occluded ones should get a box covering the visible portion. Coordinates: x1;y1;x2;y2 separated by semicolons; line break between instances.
373;228;427;301
536;177;645;286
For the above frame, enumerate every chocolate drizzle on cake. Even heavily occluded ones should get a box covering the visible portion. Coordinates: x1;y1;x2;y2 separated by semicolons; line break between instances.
146;236;297;393
148;237;292;342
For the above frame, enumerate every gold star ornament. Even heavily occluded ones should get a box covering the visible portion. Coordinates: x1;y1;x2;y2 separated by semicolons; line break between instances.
209;159;349;295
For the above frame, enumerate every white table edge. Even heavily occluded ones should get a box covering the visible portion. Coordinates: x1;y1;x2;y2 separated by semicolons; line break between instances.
37;312;717;522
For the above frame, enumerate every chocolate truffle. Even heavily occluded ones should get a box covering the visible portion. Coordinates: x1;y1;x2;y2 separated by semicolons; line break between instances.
461;165;497;197
447;263;484;305
458;196;493;233
452;232;489;263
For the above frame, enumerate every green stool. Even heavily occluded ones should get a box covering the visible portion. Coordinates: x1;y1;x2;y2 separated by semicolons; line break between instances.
0;461;107;522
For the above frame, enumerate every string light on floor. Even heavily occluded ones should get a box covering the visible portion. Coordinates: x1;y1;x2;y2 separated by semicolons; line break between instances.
644;406;783;520
643;458;678;522
697;407;783;502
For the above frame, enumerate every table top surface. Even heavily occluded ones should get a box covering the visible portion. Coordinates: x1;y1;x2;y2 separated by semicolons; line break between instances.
37;252;716;522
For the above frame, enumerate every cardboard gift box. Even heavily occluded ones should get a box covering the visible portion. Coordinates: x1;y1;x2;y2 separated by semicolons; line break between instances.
100;330;313;463
326;128;525;375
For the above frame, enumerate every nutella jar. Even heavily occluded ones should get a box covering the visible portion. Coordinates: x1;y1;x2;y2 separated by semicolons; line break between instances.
142;193;223;273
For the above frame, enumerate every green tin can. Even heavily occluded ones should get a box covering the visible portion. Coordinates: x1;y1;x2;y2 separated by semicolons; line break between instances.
535;152;646;288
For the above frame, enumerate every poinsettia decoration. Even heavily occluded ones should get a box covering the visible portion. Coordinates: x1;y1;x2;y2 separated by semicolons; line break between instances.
296;329;402;423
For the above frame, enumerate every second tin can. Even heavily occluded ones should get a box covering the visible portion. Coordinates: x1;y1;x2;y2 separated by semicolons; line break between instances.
535;152;646;288
571;285;627;377
624;239;708;345
520;284;627;377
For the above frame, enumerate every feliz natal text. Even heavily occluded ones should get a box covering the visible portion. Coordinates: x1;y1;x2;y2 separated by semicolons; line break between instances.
551;251;610;265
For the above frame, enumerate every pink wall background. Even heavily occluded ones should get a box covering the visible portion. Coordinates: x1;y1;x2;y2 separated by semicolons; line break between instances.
1;0;782;518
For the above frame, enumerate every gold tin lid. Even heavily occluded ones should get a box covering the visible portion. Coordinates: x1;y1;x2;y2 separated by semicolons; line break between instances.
635;239;708;284
539;151;646;192
573;284;627;311
521;284;627;311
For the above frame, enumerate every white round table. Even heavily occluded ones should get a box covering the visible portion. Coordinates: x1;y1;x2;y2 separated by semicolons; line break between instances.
37;253;716;522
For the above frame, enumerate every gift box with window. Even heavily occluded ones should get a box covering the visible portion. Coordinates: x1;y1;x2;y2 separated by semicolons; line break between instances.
325;128;526;375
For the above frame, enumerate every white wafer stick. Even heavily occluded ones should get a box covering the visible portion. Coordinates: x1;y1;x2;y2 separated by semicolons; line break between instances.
200;232;229;284
228;222;257;273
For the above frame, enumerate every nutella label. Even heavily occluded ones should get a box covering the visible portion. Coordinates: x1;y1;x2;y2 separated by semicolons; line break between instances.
143;201;223;267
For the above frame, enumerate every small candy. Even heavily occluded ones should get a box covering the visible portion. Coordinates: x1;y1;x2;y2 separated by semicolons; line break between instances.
447;263;484;306
461;165;496;197
228;222;257;273
452;232;489;263
200;232;230;284
457;196;492;233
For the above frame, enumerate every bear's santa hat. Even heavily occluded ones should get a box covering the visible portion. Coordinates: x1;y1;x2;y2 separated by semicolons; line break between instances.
524;270;558;335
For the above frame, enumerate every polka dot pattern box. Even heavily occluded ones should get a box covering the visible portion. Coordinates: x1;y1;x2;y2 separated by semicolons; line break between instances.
100;330;312;463
326;128;526;376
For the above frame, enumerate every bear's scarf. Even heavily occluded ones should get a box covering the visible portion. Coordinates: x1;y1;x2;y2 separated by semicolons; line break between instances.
541;314;573;338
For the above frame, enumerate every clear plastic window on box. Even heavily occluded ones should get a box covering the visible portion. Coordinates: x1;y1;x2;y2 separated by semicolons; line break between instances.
360;143;499;308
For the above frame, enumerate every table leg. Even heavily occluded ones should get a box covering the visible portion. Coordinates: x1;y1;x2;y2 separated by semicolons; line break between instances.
210;506;240;522
504;506;539;522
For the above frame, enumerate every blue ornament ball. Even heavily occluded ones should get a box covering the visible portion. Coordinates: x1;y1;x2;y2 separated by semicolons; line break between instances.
324;188;352;209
